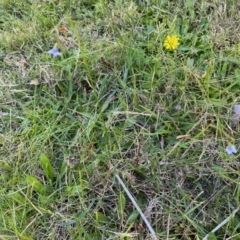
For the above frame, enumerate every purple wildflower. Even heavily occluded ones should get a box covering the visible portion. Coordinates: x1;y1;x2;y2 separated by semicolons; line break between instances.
48;47;61;57
226;145;237;155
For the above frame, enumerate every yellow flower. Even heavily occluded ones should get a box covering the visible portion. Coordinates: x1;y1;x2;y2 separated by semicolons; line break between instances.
164;35;180;50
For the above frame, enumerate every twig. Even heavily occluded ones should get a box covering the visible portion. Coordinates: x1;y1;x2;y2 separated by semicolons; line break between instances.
203;208;239;240
115;173;157;239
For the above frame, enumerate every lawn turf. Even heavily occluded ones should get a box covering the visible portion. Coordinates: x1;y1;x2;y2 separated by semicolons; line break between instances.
1;0;240;239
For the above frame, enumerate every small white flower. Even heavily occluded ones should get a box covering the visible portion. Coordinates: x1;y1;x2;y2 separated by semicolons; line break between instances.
226;145;237;155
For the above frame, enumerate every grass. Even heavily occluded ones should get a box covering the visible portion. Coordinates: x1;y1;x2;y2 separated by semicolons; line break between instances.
0;0;240;239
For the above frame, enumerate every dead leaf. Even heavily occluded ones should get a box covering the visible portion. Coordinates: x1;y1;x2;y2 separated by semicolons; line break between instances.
65;156;79;168
176;134;191;139
59;26;68;35
232;105;240;126
29;79;39;86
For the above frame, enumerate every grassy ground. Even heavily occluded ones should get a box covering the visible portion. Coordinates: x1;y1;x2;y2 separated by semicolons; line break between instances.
1;0;240;239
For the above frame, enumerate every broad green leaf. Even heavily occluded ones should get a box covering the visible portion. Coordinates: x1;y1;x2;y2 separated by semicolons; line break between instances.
7;177;20;184
126;210;139;224
8;191;26;204
95;211;110;224
225;57;240;65
185;0;195;20
40;154;54;182
117;191;126;217
187;57;194;68
26;176;46;193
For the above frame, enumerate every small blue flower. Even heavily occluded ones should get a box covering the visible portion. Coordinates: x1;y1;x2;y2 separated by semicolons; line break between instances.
226;145;237;155
48;47;61;57
233;105;240;114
